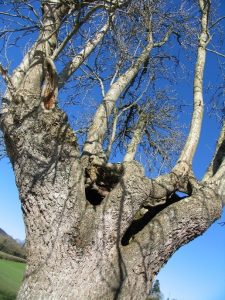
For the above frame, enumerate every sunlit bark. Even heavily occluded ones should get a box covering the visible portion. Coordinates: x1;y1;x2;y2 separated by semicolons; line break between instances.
176;0;210;170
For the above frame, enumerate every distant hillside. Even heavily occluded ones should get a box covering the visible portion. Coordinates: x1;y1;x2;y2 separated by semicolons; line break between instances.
0;228;26;259
0;228;8;236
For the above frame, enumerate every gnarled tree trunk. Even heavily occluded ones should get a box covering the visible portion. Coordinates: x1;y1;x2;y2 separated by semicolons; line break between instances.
2;95;222;299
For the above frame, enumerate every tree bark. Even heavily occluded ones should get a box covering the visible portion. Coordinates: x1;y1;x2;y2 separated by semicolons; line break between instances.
2;100;221;299
1;88;222;299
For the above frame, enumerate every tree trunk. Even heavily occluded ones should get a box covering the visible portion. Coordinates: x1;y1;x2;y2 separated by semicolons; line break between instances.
1;91;222;299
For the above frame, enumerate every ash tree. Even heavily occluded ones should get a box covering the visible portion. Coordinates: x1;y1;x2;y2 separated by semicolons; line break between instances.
0;0;225;299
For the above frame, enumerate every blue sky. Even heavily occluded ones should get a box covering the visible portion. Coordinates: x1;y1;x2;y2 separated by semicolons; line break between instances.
158;210;225;300
0;158;23;240
0;1;225;299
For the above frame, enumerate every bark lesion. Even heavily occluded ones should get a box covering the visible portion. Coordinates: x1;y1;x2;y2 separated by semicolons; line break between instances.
41;57;58;111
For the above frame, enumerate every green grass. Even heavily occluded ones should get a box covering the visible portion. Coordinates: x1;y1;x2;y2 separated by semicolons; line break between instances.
0;259;26;300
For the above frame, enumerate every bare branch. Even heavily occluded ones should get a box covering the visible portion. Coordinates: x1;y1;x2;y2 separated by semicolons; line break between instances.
206;48;225;58
209;15;225;29
82;34;154;162
84;64;106;97
106;108;119;160
153;26;173;47
10;1;73;92
52;4;104;60
58;18;111;89
174;0;210;172
124;112;147;162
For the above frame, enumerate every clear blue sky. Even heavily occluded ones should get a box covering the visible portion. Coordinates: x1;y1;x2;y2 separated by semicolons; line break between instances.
0;1;225;299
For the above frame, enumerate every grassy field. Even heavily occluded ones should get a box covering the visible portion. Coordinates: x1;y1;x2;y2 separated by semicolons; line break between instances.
0;259;26;300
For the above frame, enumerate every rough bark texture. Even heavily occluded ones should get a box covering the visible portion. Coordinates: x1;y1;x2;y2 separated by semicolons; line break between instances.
1;89;223;300
2;97;222;299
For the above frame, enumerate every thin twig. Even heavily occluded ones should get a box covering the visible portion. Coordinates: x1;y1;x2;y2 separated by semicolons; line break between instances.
206;48;225;58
